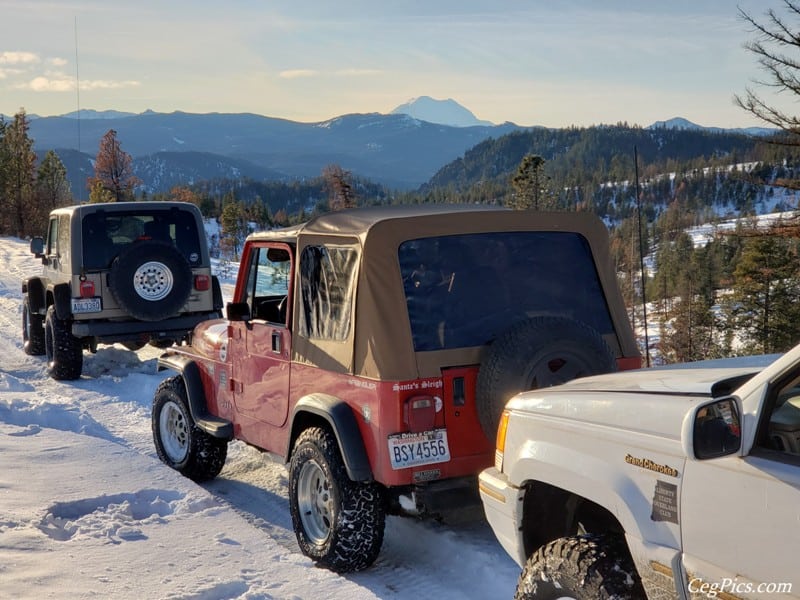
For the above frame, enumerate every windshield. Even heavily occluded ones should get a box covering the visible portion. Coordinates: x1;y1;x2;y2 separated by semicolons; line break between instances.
398;231;615;351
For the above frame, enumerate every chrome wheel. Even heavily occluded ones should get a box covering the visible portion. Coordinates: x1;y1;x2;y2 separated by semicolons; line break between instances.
133;261;174;301
159;400;189;463
297;459;333;544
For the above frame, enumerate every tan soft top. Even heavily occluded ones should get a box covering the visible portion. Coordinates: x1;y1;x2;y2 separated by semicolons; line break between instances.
247;205;638;381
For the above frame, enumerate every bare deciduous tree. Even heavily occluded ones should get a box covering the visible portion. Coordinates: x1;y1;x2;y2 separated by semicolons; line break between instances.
736;1;800;140
87;129;141;202
323;164;357;211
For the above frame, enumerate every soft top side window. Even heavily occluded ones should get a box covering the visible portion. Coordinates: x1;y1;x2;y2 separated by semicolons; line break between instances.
46;217;59;256
299;244;358;341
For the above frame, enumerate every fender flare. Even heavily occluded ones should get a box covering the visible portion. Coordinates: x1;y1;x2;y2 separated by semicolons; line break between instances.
157;353;233;440
289;393;373;482
23;278;46;314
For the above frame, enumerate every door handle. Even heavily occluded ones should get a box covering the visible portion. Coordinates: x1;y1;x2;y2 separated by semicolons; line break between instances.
271;330;282;354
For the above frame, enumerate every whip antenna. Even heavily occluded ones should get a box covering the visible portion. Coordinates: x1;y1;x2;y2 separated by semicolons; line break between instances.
75;16;82;203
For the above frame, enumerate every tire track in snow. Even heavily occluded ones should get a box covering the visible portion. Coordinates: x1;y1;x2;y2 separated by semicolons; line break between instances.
0;236;521;598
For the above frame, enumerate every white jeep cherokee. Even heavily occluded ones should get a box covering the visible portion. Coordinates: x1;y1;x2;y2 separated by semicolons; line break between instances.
479;349;800;599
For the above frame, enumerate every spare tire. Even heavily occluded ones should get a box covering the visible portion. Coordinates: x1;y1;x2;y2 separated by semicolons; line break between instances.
109;241;192;322
476;316;617;439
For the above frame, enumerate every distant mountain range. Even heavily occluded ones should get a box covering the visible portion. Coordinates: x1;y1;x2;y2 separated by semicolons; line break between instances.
13;97;776;195
647;116;774;137
25;99;522;193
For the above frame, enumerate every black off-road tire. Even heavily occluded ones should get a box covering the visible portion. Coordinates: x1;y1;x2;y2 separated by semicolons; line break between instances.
22;294;46;356
515;534;645;600
44;306;83;380
152;375;227;482
476;316;617;439
109;240;192;322
289;427;385;573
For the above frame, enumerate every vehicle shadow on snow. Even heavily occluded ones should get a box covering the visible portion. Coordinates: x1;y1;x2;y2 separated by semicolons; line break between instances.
198;458;514;597
201;474;301;555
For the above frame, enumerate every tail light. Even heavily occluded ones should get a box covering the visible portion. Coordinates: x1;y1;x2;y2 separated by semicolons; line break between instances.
495;410;510;471
404;395;436;432
79;280;95;298
194;274;210;291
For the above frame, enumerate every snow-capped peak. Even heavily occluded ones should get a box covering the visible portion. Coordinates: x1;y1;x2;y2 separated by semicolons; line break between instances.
389;96;494;128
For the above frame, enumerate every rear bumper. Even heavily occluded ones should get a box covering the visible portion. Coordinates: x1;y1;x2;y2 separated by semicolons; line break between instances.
478;467;527;567
71;311;219;342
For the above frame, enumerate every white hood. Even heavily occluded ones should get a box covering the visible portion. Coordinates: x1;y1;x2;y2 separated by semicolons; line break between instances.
505;357;775;440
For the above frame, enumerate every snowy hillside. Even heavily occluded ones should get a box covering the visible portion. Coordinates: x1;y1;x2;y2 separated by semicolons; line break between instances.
0;236;518;599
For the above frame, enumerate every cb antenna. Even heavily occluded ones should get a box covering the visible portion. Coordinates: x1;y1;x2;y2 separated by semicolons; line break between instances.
74;16;82;203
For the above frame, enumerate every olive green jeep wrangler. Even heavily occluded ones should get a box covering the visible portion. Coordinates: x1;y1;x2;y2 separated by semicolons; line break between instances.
22;201;223;380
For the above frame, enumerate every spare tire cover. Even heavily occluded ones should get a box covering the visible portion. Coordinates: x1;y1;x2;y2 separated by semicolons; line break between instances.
109;241;193;322
476;316;618;439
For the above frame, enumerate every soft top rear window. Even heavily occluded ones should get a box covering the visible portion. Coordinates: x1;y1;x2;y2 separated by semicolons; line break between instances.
81;208;203;269
399;231;615;351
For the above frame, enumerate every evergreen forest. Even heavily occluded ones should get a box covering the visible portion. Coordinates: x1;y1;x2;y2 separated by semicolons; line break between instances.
4;107;800;364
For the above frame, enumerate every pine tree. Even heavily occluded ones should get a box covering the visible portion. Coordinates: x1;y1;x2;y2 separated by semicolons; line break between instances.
88;179;115;204
725;235;800;354
219;195;248;259
659;245;718;363
508;154;555;210
88;129;141;202
1;110;37;237
37;150;71;211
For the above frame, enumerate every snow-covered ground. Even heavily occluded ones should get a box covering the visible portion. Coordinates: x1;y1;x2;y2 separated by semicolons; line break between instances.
0;236;518;600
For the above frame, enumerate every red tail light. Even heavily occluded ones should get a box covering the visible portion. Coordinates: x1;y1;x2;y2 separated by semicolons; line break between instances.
80;280;95;298
404;395;436;432
194;274;210;291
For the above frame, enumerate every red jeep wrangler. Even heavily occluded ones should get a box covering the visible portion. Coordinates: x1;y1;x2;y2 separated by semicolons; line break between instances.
151;204;640;572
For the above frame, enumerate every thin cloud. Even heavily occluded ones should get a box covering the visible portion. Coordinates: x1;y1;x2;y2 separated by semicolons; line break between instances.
0;67;25;79
48;57;68;67
0;51;40;65
81;79;140;90
20;77;140;92
335;68;382;77
279;69;318;79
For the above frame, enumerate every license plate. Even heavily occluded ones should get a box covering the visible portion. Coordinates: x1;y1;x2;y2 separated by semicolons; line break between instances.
388;429;450;470
72;297;102;314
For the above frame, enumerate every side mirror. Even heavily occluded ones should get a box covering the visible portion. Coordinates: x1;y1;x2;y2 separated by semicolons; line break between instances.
226;301;251;322
30;237;44;257
682;396;742;460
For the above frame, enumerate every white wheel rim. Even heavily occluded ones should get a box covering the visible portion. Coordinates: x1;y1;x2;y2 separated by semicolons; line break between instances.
159;400;189;462
133;261;174;301
297;460;333;544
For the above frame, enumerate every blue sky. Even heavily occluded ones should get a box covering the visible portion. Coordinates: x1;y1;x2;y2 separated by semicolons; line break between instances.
1;0;795;128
